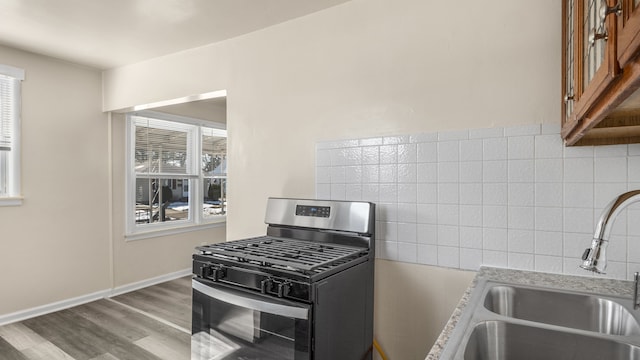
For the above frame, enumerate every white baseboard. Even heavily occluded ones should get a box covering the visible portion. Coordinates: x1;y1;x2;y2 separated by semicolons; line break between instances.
0;268;192;327
109;268;192;297
0;289;111;327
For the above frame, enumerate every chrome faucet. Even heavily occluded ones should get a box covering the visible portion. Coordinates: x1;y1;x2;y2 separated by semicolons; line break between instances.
581;190;640;274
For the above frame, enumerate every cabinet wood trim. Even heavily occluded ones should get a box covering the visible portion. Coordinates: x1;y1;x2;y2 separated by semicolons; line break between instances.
618;1;640;66
565;59;640;145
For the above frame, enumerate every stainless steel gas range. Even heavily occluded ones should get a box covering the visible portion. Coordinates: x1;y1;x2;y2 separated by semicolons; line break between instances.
191;197;375;360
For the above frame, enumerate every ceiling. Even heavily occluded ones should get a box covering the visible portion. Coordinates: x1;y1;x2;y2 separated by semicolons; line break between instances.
0;0;352;70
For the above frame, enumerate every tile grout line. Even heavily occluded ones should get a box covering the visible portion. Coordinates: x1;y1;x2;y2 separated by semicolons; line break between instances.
104;298;191;335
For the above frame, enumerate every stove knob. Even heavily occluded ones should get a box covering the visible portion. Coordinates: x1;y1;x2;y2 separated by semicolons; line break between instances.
277;283;290;298
200;266;212;279
261;279;272;294
212;267;226;281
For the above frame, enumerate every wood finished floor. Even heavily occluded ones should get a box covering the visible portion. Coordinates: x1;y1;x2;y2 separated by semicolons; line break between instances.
0;276;192;360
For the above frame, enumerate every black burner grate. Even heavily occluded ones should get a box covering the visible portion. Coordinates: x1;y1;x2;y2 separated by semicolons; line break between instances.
197;236;367;271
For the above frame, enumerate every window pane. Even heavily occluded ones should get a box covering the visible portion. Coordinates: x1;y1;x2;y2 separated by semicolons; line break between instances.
202;128;226;175
0;72;20;198
204;178;226;219
202;127;227;221
135;177;190;224
0;152;6;195
134;117;191;175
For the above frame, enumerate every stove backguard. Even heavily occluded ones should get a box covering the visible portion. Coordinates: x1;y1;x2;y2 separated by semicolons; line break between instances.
264;198;375;236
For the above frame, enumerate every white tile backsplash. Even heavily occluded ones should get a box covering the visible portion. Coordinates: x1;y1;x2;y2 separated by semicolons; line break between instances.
483;205;507;228
508;183;534;206
508;229;535;253
535;159;563;182
380;145;398;164
417;244;438;265
460;205;483;227
437;246;460;268
469;127;504;139
398;164;417;184
460;183;483;205
398;144;417;163
398;242;418;263
595;144;628;157
437;225;459;246
316;124;640;280
379;164;397;183
417;224;437;245
535;134;564;159
508;159;534;183
508;136;535;160
460;139;483;161
483;138;508;160
483;161;507;182
438;141;459;162
629;144;640;156
595;157;628;183
438;162;459;182
417;142;438;163
564;157;594;183
508;252;535;271
629;157;640;182
504;124;541;137
460;248;483;271
460;226;483;249
483;228;508;251
417;163;437;183
483;250;508;267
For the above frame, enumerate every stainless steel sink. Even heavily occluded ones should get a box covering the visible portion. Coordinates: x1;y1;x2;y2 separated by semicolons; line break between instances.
484;285;640;336
464;321;640;360
439;279;640;359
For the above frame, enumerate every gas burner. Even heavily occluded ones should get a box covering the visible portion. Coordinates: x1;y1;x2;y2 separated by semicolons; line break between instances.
196;236;367;272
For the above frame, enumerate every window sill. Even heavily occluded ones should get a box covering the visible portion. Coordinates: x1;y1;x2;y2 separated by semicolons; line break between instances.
125;220;226;241
0;197;23;206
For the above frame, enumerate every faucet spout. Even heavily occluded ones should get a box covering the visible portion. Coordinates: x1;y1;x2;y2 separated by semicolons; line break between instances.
581;190;640;274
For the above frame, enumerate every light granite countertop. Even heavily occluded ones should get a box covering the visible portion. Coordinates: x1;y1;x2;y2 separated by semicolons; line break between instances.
425;266;636;360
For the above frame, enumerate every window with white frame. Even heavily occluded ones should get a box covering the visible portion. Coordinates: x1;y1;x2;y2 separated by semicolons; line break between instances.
0;65;24;205
126;112;226;235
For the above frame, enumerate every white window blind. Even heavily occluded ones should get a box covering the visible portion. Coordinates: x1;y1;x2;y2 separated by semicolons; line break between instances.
133;116;194;177
0;75;18;151
0;65;24;201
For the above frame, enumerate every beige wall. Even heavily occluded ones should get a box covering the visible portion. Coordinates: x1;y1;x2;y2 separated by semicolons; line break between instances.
153;100;227;124
103;0;560;358
0;45;110;314
375;260;474;359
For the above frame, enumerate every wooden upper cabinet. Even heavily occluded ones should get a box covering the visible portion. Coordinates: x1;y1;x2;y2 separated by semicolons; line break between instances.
617;0;640;66
562;0;640;145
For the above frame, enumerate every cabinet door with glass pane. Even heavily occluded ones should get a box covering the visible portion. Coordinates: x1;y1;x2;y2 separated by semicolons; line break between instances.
562;0;621;144
617;0;640;66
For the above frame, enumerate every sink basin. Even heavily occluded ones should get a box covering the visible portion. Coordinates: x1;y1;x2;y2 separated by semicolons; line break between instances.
484;285;640;336
464;321;640;360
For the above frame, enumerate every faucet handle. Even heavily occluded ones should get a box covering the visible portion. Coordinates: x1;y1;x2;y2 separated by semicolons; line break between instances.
582;248;591;261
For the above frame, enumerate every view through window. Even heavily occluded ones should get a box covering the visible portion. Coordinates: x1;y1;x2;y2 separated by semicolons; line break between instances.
128;113;226;233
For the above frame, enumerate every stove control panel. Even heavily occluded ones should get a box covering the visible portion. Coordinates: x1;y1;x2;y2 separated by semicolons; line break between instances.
296;205;330;218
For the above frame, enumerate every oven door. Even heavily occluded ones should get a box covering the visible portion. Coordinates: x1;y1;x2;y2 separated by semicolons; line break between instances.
192;278;312;360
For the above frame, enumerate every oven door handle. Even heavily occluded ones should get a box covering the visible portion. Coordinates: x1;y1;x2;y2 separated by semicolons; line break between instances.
192;279;309;320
